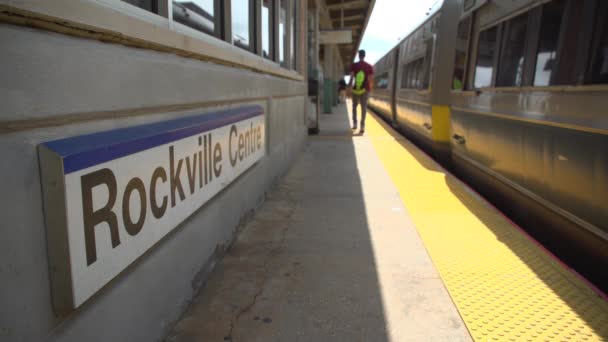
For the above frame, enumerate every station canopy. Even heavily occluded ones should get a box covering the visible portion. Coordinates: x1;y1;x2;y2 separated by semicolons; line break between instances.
325;0;375;69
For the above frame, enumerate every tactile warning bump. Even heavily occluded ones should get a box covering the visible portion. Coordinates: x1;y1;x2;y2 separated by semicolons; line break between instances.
365;113;608;341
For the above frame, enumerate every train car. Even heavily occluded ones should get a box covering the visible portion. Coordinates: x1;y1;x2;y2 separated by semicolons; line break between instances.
369;0;608;289
451;0;608;287
368;48;396;122
369;1;462;163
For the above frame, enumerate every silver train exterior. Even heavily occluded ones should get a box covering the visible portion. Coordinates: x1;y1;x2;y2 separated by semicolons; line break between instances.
368;0;608;289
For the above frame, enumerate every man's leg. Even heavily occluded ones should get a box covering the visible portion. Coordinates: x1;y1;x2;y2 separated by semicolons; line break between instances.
360;92;369;132
352;94;359;129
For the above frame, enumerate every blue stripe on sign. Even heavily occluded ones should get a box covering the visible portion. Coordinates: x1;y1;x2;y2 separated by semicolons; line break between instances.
43;105;264;174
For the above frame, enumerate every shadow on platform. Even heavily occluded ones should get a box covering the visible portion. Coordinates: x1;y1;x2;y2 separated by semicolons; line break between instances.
167;103;391;341
371;110;608;339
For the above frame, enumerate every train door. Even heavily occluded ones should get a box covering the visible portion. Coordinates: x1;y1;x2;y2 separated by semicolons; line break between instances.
390;48;399;123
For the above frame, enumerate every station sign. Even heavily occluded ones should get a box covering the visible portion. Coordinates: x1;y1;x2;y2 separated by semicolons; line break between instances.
39;106;265;313
319;29;352;44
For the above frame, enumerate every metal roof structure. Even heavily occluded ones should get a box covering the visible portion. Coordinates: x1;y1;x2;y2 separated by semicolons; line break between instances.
325;0;376;68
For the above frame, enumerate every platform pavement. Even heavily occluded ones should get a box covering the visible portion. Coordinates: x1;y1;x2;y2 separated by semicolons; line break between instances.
166;103;471;342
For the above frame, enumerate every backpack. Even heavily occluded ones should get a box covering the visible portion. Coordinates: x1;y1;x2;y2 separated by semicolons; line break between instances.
352;69;367;95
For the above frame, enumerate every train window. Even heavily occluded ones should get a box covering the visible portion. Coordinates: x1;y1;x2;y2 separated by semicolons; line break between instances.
401;64;409;88
496;13;528;87
232;0;251;50
121;0;157;13
407;64;413;88
422;58;430;88
551;1;585;85
415;59;424;88
414;61;420;88
409;62;416;88
410;62;417;88
375;73;389;89
588;2;608;84
173;0;215;36
262;0;273;59
452;16;472;90
474;26;498;88
400;59;425;89
423;37;433;88
533;0;566;86
279;0;287;67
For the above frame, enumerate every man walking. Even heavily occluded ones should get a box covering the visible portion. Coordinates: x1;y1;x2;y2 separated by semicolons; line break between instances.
348;49;374;133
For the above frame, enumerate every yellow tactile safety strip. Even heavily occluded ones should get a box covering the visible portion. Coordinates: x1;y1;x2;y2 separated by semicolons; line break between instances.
364;113;608;341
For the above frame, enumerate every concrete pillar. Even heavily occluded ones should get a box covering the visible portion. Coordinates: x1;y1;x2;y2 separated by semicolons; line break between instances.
333;51;341;106
323;44;334;113
336;57;344;105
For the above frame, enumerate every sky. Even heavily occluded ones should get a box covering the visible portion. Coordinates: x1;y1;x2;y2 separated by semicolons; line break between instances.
357;0;444;65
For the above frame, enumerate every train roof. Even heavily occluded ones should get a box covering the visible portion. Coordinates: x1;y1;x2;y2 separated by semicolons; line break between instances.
373;0;443;67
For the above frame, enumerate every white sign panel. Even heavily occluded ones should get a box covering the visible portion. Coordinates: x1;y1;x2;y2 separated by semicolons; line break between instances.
39;106;265;313
319;30;352;44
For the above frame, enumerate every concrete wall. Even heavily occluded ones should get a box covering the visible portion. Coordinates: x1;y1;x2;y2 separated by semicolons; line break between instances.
0;23;307;342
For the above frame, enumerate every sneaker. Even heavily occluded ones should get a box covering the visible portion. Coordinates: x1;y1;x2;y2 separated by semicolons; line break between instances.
360;127;365;134
352;123;357;130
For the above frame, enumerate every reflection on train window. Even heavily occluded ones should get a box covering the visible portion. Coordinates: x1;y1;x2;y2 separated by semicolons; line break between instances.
401;59;425;89
232;0;251;49
415;59;423;88
497;13;528;87
401;64;409;88
375;73;389;89
551;1;583;85
453;16;471;90
474;26;498;88
411;62;417;88
279;0;286;66
469;0;608;88
262;0;273;59
589;2;608;84
533;0;565;86
173;0;215;35
121;0;157;13
416;60;422;88
411;61;418;88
